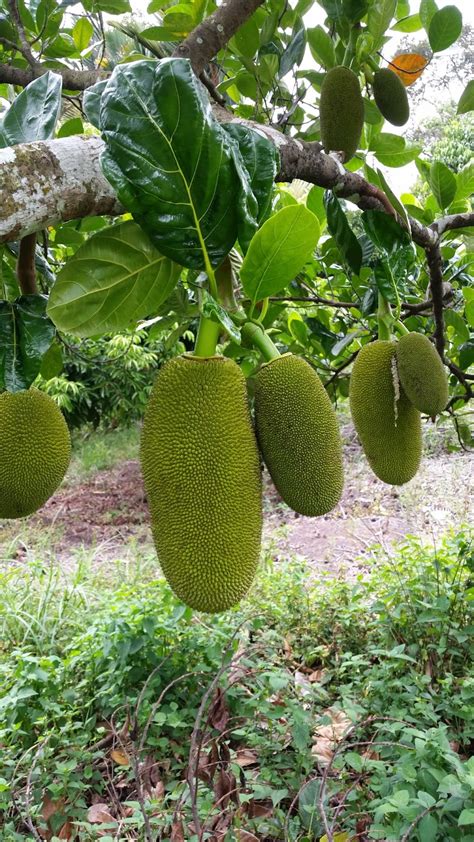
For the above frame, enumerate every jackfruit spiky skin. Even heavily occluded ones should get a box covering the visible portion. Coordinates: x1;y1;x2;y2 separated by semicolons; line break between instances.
140;355;262;613
373;68;409;126
319;66;364;161
0;389;71;518
349;341;422;485
396;333;448;416
253;354;344;516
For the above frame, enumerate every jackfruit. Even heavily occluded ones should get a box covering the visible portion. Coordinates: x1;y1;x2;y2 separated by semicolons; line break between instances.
395;332;448;416
319;66;364;162
372;68;409;126
349;341;422;485
253;353;343;516
0;389;71;518
140;355;262;613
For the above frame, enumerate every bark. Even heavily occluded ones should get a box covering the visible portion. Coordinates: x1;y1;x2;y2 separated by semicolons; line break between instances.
0;136;123;243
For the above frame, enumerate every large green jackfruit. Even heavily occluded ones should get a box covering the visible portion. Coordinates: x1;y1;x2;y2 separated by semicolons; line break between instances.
140;355;262;613
349;341;422;485
395;332;448;416
253;354;343;516
0;389;71;518
372;68;409;126
319;66;364;161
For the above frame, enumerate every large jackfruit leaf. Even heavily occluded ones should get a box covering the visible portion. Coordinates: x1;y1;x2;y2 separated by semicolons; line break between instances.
47;221;181;337
0;295;56;392
0;72;62;147
240;205;320;303
100;58;259;271
222;123;279;226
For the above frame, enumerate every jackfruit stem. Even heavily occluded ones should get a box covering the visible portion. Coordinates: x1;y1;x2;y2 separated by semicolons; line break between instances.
377;293;392;341
194;316;220;357
394;320;410;337
241;322;280;362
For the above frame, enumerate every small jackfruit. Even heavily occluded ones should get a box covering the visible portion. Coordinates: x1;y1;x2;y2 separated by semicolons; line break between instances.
349;341;422;485
396;332;448;416
372;68;409;126
253;353;343;516
319;66;364;162
140;355;262;613
0;389;71;518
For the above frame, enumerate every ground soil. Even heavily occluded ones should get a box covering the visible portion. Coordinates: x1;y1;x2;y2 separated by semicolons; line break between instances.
30;423;473;575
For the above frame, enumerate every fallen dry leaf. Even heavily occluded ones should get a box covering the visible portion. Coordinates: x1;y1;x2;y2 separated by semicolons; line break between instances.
308;668;326;683
236;832;259;842
57;822;73;840
170;820;185;841
294;670;313;697
87;803;116;825
312;708;352;767
110;748;130;766
42;795;65;822
234;747;258;767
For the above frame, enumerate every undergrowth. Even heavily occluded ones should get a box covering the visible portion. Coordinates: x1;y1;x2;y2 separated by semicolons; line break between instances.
0;530;473;841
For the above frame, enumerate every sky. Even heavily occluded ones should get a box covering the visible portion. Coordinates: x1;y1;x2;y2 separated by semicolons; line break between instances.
128;0;473;193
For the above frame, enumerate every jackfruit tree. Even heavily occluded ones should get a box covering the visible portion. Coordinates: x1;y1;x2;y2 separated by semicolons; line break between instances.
0;0;472;605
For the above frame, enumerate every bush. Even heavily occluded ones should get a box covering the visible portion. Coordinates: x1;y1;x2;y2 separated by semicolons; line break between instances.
0;530;473;839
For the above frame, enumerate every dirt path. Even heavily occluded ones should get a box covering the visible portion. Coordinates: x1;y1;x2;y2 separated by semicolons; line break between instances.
29;429;473;573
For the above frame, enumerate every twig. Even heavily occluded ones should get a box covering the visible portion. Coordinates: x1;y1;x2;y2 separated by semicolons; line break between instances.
200;68;226;105
400;804;438;842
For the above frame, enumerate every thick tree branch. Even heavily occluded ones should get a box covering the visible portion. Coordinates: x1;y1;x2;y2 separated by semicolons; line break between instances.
0;137;123;243
0;62;105;90
173;0;266;75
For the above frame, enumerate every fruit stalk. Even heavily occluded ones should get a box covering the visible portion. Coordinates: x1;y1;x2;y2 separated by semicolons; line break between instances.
194;315;221;357
241;321;280;362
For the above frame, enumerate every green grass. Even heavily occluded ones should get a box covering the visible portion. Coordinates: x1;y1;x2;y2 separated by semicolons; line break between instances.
68;423;140;482
1;529;473;841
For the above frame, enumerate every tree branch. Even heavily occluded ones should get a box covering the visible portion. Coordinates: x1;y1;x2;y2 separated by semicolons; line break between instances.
425;241;446;359
0;62;104;90
173;0;266;75
8;0;36;66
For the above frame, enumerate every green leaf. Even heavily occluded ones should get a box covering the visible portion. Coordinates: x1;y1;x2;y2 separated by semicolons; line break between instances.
240;205;320;302
72;17;93;50
445;309;469;343
83;78;108;129
429;161;457;209
463;288;474;327
89;0;131;12
200;291;240;343
459;809;474;826
455;159;474;200
324;193;362;274
0;295;56;392
57;117;84;138
391;13;422;32
376;168;410;230
47;221;181;338
367;0;397;48
419;813;438;840
100;59;258;270
307;25;336;68
362;210;409;252
371;133;421;167
458;80;474;115
459;340;474;369
419;0;438;30
0;72;62;147
279;17;306;77
429;5;462;52
39;341;63;379
222;123;279;225
306;185;326;224
298;779;323;834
